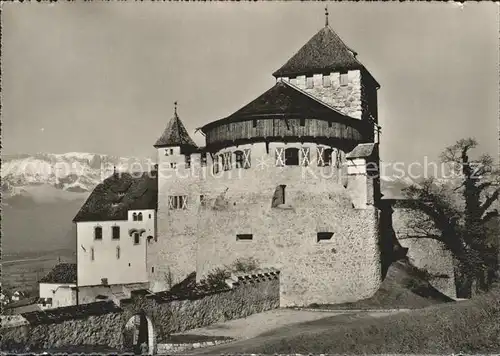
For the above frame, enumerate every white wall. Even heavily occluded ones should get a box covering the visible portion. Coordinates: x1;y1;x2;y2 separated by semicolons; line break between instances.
77;209;155;286
39;283;76;309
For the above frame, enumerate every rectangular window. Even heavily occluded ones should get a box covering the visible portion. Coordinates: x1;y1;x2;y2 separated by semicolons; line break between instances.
168;195;188;210
235;151;245;169
317;232;334;242
340;72;348;86
151;266;154;273
116;246;120;259
200;152;207;167
252;119;257;128
213;154;220;174
223;152;232;171
185;154;191;169
91;247;95;261
328;121;333;128
271;185;286;207
170;149;174;155
306;77;313;89
317;147;333;167
200;195;206;206
134;233;140;245
94;227;102;240
236;234;253;241
300;118;306;126
112;226;120;240
323;75;331;87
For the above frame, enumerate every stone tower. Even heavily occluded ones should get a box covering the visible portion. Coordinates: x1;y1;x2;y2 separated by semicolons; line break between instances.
147;103;201;292
149;16;384;306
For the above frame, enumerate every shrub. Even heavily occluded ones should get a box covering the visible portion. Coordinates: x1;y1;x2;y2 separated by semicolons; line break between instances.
231;257;259;273
205;267;231;290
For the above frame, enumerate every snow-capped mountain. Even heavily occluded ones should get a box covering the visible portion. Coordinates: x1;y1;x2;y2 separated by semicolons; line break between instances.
2;152;155;201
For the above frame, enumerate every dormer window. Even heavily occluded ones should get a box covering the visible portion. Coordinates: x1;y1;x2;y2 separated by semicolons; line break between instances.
340;71;348;86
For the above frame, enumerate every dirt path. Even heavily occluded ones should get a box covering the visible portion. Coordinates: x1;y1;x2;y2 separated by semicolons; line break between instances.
176;309;402;355
174;308;346;341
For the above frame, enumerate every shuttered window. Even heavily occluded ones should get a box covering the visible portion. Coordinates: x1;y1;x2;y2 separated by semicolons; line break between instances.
275;147;285;167
299;147;310;166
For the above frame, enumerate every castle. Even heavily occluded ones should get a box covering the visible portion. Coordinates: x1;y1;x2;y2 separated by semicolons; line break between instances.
72;14;387;307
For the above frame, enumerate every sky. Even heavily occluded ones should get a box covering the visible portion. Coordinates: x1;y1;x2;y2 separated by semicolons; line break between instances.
2;2;499;172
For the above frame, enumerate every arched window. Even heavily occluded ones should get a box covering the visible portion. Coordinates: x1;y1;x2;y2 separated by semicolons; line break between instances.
138;213;143;221
94;226;102;240
284;148;299;166
132;213;137;221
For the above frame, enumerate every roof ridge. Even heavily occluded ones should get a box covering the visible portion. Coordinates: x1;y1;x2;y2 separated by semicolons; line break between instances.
325;25;358;58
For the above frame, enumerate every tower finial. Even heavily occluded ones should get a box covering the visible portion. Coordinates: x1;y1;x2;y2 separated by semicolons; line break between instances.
325;5;329;27
174;101;178;116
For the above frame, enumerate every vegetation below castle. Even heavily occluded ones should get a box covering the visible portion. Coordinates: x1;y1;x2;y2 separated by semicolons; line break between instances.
218;284;500;354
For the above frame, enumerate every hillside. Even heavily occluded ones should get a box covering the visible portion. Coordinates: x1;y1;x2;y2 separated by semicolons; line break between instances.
308;259;455;310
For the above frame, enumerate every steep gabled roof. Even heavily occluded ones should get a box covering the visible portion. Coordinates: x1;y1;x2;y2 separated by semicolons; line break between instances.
39;263;77;284
154;107;197;149
273;26;379;87
201;80;359;131
73;171;157;222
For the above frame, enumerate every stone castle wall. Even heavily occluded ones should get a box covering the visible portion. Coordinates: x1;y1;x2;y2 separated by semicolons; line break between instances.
0;272;279;353
288;70;363;119
392;207;457;298
150;140;381;306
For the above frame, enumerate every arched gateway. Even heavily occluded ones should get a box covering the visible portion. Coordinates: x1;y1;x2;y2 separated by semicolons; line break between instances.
123;312;155;355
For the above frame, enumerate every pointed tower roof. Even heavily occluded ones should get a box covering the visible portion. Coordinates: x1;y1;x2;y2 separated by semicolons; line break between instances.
272;23;379;87
154;102;198;149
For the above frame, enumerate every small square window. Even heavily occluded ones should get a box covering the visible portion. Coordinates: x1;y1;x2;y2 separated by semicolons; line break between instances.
340;72;348;86
317;232;334;242
306;77;313;89
236;234;253;241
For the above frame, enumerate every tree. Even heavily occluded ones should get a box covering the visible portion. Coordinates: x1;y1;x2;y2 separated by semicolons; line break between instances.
400;138;499;298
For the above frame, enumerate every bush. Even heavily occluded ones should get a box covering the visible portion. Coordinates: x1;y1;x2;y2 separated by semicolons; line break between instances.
231;257;259;273
205;268;231;290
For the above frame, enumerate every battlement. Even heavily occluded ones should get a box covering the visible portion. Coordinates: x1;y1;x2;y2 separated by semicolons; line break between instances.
224;268;281;288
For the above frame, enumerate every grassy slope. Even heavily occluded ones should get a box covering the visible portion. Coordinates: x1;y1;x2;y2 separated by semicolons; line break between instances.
309;259;454;310
227;287;500;354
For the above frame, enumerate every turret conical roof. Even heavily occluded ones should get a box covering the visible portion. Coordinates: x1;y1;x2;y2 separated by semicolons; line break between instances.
154;105;197;149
